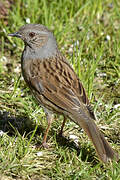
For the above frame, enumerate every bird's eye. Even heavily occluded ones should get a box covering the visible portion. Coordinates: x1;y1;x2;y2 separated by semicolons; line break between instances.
29;32;35;38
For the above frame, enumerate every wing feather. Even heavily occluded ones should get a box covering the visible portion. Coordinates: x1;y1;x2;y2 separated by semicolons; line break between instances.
28;56;95;118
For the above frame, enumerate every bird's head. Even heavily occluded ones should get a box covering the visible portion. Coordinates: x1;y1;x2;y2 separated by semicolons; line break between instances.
8;24;57;50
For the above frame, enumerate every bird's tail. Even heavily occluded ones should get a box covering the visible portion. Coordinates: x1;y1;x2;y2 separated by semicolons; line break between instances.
71;112;119;163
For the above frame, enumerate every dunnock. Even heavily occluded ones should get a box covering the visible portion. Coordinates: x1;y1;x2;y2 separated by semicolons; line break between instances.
8;24;119;163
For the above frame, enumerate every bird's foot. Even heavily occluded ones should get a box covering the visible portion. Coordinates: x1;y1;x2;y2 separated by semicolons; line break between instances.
41;141;49;149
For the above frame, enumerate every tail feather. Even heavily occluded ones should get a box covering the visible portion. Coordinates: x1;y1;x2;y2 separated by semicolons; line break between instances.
99;132;119;161
72;112;119;163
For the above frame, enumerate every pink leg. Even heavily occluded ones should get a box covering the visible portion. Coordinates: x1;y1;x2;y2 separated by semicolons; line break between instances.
59;116;67;136
42;111;54;148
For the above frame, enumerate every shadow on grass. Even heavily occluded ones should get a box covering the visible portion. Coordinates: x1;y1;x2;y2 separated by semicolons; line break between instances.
56;133;97;164
0;110;98;164
0;110;35;135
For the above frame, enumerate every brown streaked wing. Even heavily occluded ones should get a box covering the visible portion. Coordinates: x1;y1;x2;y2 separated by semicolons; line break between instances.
29;56;95;118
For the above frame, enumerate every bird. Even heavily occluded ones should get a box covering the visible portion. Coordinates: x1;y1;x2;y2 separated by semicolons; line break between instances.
8;24;119;163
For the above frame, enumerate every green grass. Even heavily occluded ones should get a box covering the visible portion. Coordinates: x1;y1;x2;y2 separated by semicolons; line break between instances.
0;0;120;179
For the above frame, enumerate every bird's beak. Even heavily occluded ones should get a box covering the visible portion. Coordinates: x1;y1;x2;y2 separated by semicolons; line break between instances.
8;31;22;38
